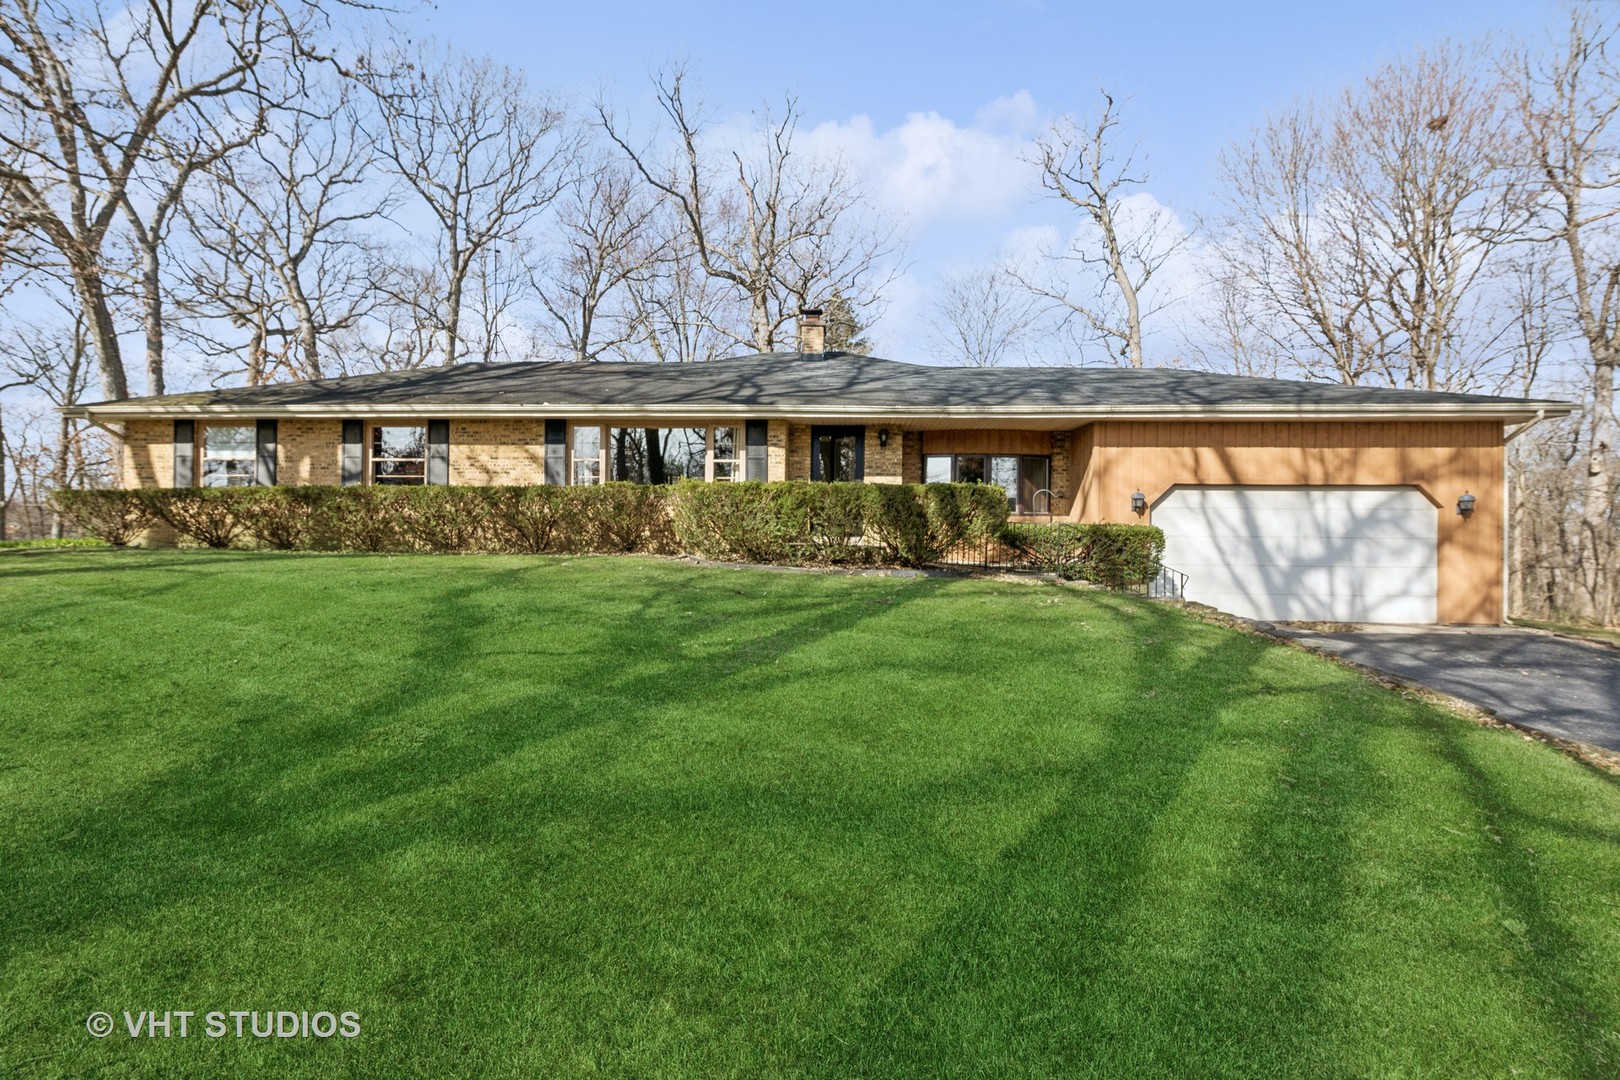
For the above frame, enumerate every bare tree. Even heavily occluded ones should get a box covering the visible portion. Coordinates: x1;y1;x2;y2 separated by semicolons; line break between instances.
1184;262;1291;378
0;371;30;539
1;307;94;536
928;263;1044;367
615;222;735;365
1018;91;1194;367
367;45;574;366
1213;104;1387;384
0;0;327;400
1214;44;1529;391
599;68;896;354
532;151;662;362
183;73;391;383
338;264;447;373
1516;8;1620;620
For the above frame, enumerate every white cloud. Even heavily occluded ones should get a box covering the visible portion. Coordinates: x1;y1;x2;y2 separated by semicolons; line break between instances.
803;91;1043;231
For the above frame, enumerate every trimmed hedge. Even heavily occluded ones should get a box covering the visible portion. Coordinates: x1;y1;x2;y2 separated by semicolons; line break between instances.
670;481;1007;567
47;485;1163;585
46;482;1006;568
1002;522;1166;586
49;490;157;547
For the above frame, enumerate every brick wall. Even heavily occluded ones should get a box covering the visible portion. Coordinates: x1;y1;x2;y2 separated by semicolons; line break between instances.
448;419;548;485
786;423;811;480
767;420;788;481
863;427;904;484
1050;430;1075;515
121;419;174;489
278;419;342;485
901;431;923;484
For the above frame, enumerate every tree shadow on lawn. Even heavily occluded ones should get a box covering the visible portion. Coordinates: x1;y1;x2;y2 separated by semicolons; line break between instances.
781;615;1365;1079
1;561;954;960
1423;729;1620;1077
5;561;1617;1078
792;600;1620;1080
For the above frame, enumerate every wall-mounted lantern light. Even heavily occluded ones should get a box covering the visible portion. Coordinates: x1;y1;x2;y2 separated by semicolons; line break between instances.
1457;492;1476;518
1131;490;1147;515
877;428;891;448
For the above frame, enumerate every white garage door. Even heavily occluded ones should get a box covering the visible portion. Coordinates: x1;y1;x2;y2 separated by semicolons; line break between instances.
1153;486;1438;623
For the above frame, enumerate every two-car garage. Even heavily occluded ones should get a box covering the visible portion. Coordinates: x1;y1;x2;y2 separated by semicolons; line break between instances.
1153;486;1440;624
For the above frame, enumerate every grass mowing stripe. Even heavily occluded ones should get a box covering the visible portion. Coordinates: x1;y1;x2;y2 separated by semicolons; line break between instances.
0;551;1616;1079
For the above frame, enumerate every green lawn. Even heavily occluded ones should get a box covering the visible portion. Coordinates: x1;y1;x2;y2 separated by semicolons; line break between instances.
2;551;1617;1079
1511;617;1620;649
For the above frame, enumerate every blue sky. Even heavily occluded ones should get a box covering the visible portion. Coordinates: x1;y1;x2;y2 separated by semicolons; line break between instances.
416;0;1569;357
428;0;1556;210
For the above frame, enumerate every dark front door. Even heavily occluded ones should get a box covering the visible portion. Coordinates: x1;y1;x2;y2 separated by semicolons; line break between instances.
810;426;865;482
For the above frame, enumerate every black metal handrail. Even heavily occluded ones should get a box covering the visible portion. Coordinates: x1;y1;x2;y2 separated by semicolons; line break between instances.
933;527;1189;602
1146;564;1188;600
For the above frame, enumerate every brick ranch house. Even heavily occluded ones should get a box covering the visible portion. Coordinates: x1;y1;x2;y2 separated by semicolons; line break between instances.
69;314;1571;626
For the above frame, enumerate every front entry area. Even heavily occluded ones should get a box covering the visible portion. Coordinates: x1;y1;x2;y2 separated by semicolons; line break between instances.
1153;486;1439;624
810;426;864;481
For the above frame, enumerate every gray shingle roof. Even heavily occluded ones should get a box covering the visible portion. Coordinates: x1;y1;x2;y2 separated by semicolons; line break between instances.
72;352;1573;420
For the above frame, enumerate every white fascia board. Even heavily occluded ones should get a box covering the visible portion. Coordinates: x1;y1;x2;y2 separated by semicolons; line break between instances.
65;401;1579;423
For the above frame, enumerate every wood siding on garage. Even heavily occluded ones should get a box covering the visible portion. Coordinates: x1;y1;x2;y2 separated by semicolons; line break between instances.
921;430;1054;456
1072;420;1505;625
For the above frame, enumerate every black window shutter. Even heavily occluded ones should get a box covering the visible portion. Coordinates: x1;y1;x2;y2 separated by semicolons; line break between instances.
745;420;768;481
255;419;278;487
426;419;450;485
544;419;567;486
173;419;195;488
341;419;363;487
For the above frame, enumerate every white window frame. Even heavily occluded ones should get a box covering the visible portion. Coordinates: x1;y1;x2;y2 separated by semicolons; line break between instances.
200;424;256;488
708;425;741;481
571;424;604;486
370;424;428;486
568;424;749;485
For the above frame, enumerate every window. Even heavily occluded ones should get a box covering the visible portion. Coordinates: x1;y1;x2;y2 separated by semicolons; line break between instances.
201;425;256;487
572;425;602;486
1018;456;1051;514
610;428;662;483
372;426;426;485
666;428;708;480
923;453;1052;514
811;426;863;482
711;426;741;480
571;425;751;485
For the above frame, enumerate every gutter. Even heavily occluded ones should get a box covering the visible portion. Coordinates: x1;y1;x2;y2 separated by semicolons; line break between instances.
1504;407;1550;443
61;401;1578;424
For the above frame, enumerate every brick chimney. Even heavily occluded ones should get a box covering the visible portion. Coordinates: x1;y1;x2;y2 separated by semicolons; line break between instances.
798;307;825;356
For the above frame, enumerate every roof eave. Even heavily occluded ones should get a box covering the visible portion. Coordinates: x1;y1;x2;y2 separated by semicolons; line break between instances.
63;401;1577;423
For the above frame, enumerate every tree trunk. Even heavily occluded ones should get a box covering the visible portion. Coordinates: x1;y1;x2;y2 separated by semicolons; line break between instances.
1583;351;1616;615
52;411;69;539
286;281;325;381
0;405;8;541
141;242;165;396
444;275;463;366
751;292;772;352
645;428;665;484
72;269;128;401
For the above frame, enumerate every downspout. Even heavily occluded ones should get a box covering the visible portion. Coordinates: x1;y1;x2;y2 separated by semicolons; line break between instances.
1502;409;1548;624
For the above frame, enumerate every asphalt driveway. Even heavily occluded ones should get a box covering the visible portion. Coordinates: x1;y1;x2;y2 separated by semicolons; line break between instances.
1275;626;1620;751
